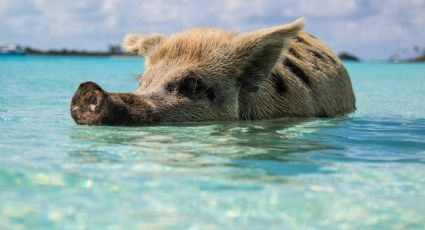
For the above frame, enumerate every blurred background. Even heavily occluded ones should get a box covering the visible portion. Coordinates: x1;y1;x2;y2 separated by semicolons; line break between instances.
1;0;424;61
1;1;425;229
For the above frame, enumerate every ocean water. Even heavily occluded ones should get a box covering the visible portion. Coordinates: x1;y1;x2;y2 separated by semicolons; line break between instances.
0;56;424;229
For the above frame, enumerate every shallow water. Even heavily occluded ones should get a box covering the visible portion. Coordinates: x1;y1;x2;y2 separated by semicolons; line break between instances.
0;56;424;229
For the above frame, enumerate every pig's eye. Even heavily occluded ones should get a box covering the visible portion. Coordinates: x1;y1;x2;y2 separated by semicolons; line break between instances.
176;77;212;100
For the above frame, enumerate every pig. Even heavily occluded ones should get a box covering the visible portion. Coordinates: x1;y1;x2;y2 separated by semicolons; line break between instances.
70;18;355;126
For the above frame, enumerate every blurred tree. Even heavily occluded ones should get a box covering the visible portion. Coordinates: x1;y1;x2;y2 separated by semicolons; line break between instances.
109;45;122;55
413;45;420;54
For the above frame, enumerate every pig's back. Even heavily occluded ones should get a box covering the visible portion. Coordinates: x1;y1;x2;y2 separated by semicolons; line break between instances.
272;32;356;117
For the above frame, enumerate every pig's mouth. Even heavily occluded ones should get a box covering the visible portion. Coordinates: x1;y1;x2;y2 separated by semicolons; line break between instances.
70;82;157;126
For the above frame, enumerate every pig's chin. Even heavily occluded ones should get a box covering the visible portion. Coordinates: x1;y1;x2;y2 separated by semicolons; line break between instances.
70;82;157;126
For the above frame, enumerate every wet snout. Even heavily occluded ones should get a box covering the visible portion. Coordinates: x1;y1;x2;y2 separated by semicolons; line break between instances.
70;82;154;126
70;82;114;125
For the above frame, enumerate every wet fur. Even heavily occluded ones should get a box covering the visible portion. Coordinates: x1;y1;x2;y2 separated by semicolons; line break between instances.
72;19;356;125
123;18;355;122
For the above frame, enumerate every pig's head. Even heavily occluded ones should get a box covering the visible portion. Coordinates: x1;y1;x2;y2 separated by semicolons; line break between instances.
70;18;304;125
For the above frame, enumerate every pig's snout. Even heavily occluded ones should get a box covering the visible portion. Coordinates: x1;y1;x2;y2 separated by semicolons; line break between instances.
71;82;157;126
70;81;113;125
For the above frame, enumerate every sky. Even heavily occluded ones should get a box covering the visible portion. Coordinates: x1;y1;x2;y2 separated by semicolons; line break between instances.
1;0;424;60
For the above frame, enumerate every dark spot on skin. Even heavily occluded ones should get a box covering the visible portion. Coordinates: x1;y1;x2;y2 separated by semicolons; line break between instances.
294;36;308;45
323;53;338;65
310;50;324;60
288;47;302;60
271;73;287;95
283;58;311;87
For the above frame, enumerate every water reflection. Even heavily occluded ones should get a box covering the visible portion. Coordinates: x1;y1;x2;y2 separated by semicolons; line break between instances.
68;118;349;181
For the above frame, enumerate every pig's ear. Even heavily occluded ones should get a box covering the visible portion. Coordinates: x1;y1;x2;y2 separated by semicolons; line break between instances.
123;33;166;56
234;18;304;92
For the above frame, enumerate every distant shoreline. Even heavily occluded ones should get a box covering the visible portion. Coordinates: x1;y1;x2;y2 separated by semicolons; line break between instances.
0;52;142;58
0;46;142;58
409;56;425;62
25;53;142;58
25;50;140;57
1;51;424;63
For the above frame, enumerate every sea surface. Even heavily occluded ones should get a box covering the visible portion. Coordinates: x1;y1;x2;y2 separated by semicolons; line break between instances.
0;56;424;229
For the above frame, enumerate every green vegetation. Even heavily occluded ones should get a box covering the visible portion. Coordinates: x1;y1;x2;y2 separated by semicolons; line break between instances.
338;52;360;61
23;45;138;57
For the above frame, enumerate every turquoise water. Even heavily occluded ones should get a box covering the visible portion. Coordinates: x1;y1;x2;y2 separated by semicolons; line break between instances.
0;56;424;229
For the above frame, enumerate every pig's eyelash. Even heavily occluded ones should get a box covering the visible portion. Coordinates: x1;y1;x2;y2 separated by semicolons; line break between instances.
193;84;208;99
189;78;206;99
191;78;215;101
197;86;215;101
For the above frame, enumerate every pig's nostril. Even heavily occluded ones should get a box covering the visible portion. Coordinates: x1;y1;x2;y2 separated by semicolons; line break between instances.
89;104;97;112
72;106;80;113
